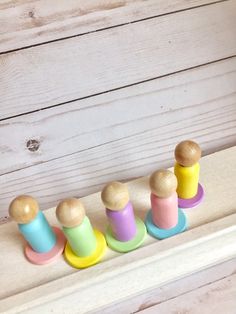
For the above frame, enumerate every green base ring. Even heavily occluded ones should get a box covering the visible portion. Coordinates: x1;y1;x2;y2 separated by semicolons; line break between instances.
105;217;147;253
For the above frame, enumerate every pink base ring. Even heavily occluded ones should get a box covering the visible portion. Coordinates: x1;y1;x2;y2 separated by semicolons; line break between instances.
25;227;66;265
178;183;204;209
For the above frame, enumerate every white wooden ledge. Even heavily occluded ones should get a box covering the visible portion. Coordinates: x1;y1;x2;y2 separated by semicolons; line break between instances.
0;147;236;313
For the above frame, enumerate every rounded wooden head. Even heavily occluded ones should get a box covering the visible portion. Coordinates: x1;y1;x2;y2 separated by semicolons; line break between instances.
101;181;129;211
149;169;177;198
175;140;201;167
56;198;85;228
9;195;39;224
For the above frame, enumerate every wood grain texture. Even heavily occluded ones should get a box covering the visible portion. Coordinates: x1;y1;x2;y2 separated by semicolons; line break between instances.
140;274;236;314
0;57;235;215
0;147;235;312
0;0;222;53
95;258;236;314
1;0;236;119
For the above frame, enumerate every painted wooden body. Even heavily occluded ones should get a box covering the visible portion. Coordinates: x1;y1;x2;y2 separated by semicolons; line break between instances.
174;162;200;199
62;216;96;257
150;192;178;229
19;211;56;253
106;202;137;242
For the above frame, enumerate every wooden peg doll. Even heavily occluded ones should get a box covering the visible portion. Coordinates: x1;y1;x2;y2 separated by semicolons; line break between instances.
101;181;146;253
9;195;65;265
174;140;204;208
56;198;106;268
145;170;187;239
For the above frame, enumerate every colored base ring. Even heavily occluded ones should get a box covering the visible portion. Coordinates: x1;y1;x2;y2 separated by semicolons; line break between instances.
64;229;106;269
178;183;204;209
145;209;187;240
105;217;147;253
25;227;66;265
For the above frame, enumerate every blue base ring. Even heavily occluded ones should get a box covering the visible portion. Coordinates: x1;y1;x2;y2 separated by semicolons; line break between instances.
145;209;187;239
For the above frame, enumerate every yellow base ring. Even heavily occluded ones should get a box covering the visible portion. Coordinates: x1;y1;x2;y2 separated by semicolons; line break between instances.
64;229;106;269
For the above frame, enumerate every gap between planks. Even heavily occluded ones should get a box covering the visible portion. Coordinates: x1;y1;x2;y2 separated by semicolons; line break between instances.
0;0;226;54
0;57;235;213
0;0;236;119
0;56;235;173
0;54;235;122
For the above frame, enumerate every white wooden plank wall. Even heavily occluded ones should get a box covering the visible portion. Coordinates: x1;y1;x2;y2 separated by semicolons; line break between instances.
0;0;236;219
138;274;236;314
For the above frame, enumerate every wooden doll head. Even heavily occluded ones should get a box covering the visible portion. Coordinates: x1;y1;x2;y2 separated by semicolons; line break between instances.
56;198;86;228
101;181;129;211
149;169;177;198
9;195;39;224
175;140;201;167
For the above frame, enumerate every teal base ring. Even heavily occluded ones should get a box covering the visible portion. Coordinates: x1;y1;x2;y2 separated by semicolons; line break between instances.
145;209;187;240
105;217;146;253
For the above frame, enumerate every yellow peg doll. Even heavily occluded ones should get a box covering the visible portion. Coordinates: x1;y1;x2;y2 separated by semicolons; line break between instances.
174;140;204;208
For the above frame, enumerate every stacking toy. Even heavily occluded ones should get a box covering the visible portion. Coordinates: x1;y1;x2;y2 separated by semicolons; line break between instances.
101;181;146;253
9;195;66;265
174;140;204;208
145;170;187;239
56;198;106;268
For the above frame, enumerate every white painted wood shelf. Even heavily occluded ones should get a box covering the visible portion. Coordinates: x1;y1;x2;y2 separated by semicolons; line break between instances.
0;147;236;313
